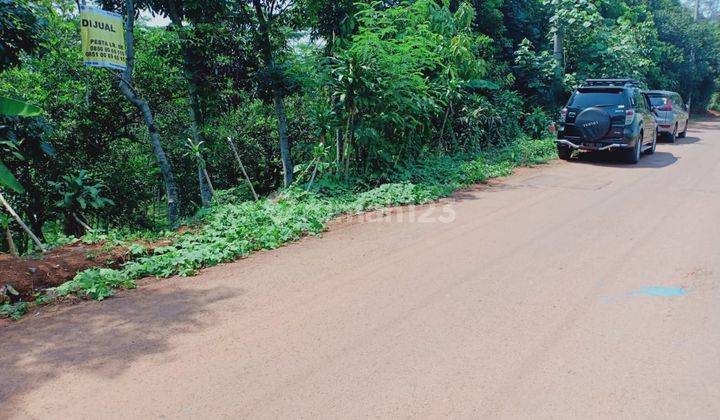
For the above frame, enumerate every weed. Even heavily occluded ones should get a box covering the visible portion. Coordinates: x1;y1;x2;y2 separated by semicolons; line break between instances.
49;268;136;301
0;302;29;320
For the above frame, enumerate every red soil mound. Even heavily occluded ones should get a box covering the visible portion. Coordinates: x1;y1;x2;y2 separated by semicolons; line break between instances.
0;243;131;300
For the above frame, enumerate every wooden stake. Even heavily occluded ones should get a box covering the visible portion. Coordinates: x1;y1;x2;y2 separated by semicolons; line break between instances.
5;225;17;256
0;191;45;252
227;137;259;201
202;167;216;196
73;212;94;233
307;159;319;191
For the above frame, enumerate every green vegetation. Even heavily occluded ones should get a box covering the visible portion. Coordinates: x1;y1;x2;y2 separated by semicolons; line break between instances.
47;268;136;301
0;301;28;320
0;285;28;320
1;0;720;318
36;136;555;304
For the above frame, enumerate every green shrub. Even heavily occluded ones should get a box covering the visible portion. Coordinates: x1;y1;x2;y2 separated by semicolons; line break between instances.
50;268;136;301
0;302;28;320
710;92;720;112
522;108;553;140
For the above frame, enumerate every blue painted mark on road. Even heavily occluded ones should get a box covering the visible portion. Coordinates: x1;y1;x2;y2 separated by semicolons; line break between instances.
630;286;687;297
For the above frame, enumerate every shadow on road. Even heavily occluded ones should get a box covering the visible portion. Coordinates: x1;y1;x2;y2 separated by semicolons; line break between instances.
570;150;678;168
450;181;527;201
0;285;242;411
687;119;720;131
662;136;701;146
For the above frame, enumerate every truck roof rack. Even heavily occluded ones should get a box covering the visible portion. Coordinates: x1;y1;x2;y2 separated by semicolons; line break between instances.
581;79;643;88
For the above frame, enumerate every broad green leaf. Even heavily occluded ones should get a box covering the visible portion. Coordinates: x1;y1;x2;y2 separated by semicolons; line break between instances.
0;96;42;117
0;160;24;193
465;79;500;90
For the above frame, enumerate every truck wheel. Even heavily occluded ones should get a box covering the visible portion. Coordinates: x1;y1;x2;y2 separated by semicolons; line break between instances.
645;129;657;155
557;144;572;160
623;134;642;164
678;120;688;138
669;124;677;143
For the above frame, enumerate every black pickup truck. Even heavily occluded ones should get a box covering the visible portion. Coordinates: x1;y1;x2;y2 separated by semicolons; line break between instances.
555;79;658;163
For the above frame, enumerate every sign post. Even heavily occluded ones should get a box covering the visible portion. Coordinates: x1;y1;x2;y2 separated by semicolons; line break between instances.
79;5;127;71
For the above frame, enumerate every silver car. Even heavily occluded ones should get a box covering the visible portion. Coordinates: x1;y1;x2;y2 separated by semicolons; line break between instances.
646;90;689;143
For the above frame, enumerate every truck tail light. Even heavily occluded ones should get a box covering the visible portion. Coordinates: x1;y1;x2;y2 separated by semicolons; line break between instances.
625;110;635;125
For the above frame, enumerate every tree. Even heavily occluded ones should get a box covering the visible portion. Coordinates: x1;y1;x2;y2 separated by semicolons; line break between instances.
651;0;720;110
0;101;46;251
0;0;48;251
116;0;181;227
0;0;44;193
138;0;229;207
300;0;357;53
0;2;173;233
0;0;43;72
237;0;294;187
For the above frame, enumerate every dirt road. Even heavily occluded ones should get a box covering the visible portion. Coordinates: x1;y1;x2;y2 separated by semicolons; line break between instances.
3;120;720;419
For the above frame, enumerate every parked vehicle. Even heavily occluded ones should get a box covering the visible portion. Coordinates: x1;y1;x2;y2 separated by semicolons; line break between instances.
555;79;658;164
646;90;689;143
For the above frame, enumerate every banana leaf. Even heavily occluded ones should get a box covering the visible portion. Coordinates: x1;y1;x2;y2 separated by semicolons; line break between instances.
0;96;42;117
0;160;24;193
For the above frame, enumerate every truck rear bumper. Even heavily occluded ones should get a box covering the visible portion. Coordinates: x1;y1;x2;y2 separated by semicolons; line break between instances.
555;139;633;151
657;124;674;133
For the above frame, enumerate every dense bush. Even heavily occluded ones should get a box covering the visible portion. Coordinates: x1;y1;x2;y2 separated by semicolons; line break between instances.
710;92;720;112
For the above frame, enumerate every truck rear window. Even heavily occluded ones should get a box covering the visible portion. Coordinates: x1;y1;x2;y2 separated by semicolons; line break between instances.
647;95;669;106
569;90;628;108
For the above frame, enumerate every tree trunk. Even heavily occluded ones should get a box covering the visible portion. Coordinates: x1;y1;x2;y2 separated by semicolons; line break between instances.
201;165;215;196
343;112;355;174
252;0;293;187
118;79;180;226
553;26;564;70
335;128;343;168
120;0;180;227
272;90;293;187
438;102;452;148
688;1;700;113
63;214;82;237
198;165;212;206
169;10;213;207
20;158;46;241
187;57;213;207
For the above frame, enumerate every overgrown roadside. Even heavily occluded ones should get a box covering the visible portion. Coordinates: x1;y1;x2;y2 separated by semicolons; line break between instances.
1;138;556;321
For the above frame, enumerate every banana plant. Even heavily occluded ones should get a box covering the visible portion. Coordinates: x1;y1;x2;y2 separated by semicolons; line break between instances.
0;96;40;193
50;170;114;236
293;142;332;190
0;96;41;117
0;95;45;251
